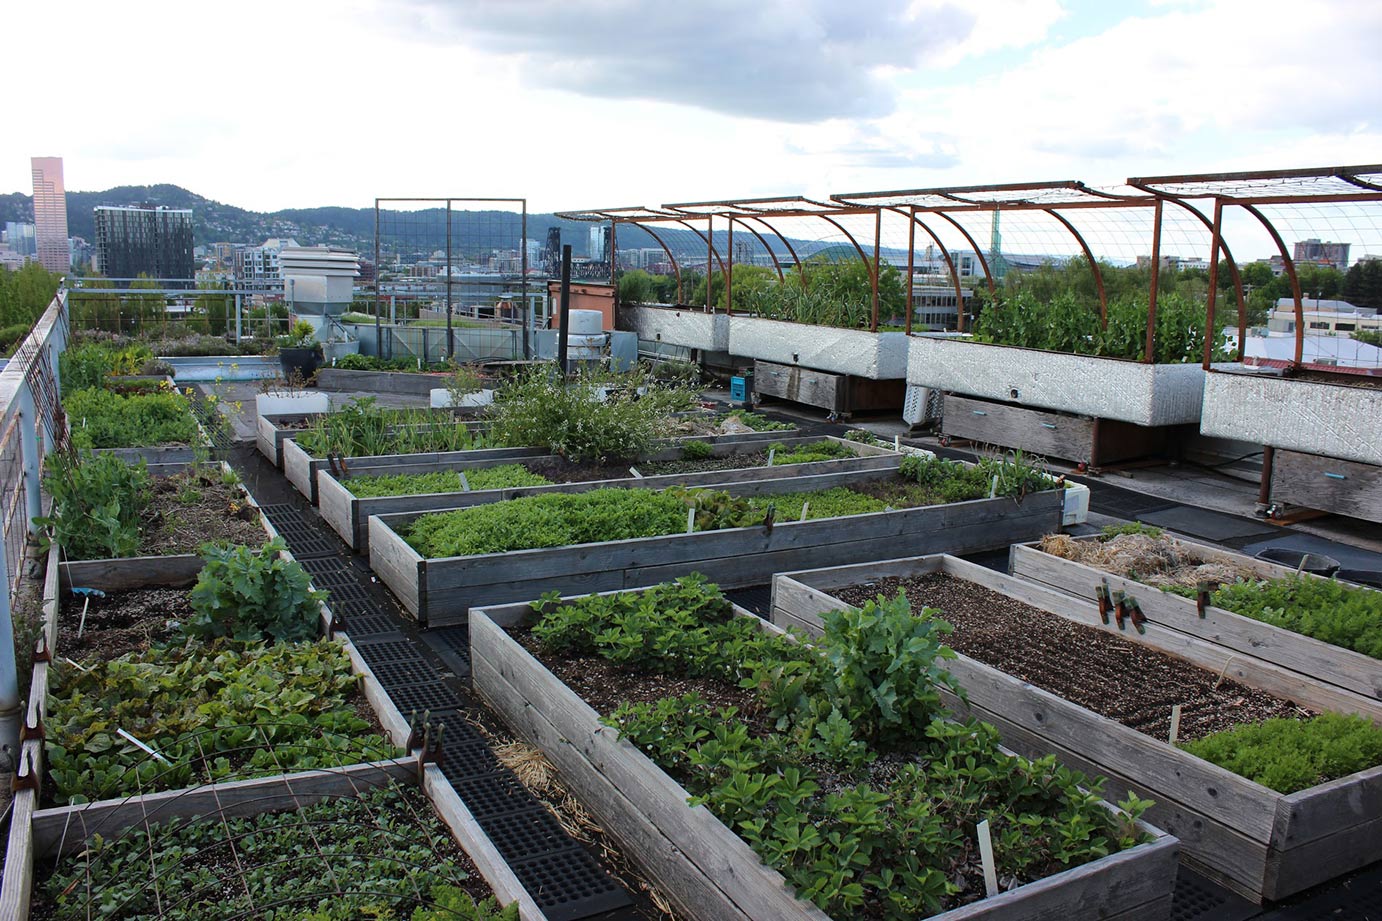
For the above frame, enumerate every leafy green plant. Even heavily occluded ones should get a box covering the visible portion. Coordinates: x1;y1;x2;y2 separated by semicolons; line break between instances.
336;352;449;372
486;366;696;464
47;639;391;802
294;397;483;457
65;385;202;449
1187;575;1382;659
186;539;325;643
726;409;793;431
276;319;320;349
346;464;550;498
35;450;150;559
1101;522;1165;539
1181;712;1382;793
561;577;1151;920
898;451;1057;503
40;784;514;920
768;439;858;465
680;438;714;460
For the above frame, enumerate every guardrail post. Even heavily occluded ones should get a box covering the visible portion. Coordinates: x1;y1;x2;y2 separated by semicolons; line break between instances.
18;388;43;535
0;534;19;763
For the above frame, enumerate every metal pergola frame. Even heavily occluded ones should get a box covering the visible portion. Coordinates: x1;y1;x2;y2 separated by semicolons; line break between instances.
562;164;1382;364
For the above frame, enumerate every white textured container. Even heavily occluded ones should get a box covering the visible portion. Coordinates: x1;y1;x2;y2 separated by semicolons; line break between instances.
727;316;909;379
908;335;1227;427
256;391;330;416
430;388;496;409
622;305;730;352
568;309;604;335
566;332;607;361
1061;482;1091;526
1200;369;1382;466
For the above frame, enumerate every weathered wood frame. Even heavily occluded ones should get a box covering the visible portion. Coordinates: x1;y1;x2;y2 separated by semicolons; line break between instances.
369;468;1063;626
0;512;546;920
319;435;898;550
1008;537;1382;700
940;394;1173;467
316;367;452;395
770;553;1382;902
1268;448;1382;525
256;410;325;468
469;594;1178;921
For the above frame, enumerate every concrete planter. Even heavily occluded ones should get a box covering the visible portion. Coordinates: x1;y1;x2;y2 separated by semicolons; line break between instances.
315;367;444;396
728;315;908;379
319;435;898;550
1200;368;1382;466
772;554;1382;902
256;390;330;417
470;592;1178;921
368;468;1062;626
621;305;729;352
908;336;1225;427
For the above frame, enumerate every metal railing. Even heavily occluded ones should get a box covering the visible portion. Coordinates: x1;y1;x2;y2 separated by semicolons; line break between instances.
0;286;68;757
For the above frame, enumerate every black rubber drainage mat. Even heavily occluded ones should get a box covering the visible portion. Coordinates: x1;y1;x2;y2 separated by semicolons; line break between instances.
725;584;772;617
1170;870;1256;921
257;503;338;558
331;599;404;642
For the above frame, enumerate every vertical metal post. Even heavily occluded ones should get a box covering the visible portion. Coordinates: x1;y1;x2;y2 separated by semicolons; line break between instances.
725;217;735;316
445;200;454;361
871;208;881;332
1258;445;1275;511
905;207;916;335
705;215;714;312
1203;199;1225;369
18;389;42;535
520;203;530;359
608;220;617;287
374;199;383;361
0;529;18;761
1145;199;1164;364
557;245;573;373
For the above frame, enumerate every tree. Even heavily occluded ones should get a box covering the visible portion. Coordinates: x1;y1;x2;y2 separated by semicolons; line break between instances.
194;279;232;336
1343;260;1382;310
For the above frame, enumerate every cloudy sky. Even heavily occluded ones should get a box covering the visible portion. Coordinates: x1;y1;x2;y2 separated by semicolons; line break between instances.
5;0;1380;216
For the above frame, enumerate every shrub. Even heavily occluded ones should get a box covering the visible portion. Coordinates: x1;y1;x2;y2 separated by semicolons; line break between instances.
186;539;325;643
680;438;714;460
486;367;696;463
36;451;149;559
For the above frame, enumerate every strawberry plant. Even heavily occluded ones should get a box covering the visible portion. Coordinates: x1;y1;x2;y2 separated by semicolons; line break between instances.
186;539;325;643
46;638;392;803
551;578;1152;919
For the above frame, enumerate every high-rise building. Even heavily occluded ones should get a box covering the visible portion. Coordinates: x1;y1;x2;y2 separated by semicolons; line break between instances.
31;157;70;273
1293;238;1351;272
235;237;299;284
589;225;610;261
93;205;194;284
3;222;36;258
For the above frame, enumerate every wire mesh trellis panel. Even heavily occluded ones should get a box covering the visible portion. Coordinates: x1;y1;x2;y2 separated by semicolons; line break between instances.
372;198;532;362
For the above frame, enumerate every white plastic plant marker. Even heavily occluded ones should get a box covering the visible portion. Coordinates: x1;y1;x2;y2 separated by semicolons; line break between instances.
977;819;999;897
766;448;776;467
61;656;89;672
799;502;810;522
458;471;470;492
686;507;696;534
1169;705;1183;744
629;467;643;479
118;728;172;765
989;474;999;499
894;435;900;451
77;596;91;638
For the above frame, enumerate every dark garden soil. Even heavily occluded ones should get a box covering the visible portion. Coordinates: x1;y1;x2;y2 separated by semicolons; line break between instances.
833;573;1312;743
137;471;266;555
1283;368;1382;390
58;587;190;661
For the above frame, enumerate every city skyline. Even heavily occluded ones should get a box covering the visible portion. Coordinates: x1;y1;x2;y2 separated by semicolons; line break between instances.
30;156;69;273
3;1;1379;218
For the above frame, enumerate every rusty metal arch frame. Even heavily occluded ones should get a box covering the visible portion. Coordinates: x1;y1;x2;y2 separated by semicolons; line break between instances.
933;212;997;296
1040;208;1110;326
663;218;726;310
888;207;965;335
727;219;785;283
619;220;685;305
1240;202;1306;367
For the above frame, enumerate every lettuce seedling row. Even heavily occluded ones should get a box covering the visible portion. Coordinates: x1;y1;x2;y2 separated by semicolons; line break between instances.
770;553;1382;903
368;466;1063;626
468;587;1178;921
319;434;899;550
1009;535;1382;701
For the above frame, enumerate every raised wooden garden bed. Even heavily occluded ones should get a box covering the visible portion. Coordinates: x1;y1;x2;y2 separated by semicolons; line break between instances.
256;410;325;467
939;394;1173;467
1009;535;1382;702
369;467;1063;626
753;359;907;417
770;553;1382;902
1268;448;1382;523
320;435;898;550
316;365;450;395
469;593;1178;921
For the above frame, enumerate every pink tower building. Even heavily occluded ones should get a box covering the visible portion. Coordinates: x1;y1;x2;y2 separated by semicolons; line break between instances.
31;156;70;274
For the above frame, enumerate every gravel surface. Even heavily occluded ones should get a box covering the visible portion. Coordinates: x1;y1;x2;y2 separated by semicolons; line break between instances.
833;573;1312;742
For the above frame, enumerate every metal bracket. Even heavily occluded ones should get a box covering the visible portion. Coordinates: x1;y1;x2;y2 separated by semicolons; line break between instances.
1195;581;1218;618
32;631;52;663
20;708;44;743
11;749;39;794
1095;582;1112;625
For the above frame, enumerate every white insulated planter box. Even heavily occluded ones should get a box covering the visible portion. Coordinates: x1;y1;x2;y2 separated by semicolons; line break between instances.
908;336;1222;427
622;305;729;352
728;316;909;379
1200;369;1382;466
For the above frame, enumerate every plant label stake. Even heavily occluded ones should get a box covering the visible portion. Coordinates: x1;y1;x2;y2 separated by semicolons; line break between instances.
1095;582;1111;625
1112;590;1128;629
1195;581;1218;618
766;447;776;467
71;587;105;639
686;507;696;534
1168;704;1183;745
458;471;470;492
977;819;999;897
894;435;900;452
989;474;999;499
629;467;643;479
117;728;171;765
799;501;809;522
